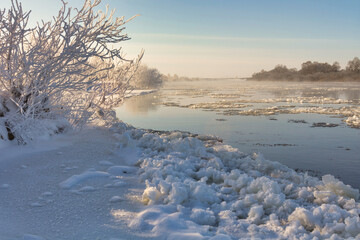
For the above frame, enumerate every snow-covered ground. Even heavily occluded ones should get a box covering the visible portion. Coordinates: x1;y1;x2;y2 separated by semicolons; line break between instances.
0;126;150;240
1;121;360;240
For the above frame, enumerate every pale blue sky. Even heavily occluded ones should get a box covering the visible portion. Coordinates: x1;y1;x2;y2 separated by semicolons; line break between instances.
1;0;359;77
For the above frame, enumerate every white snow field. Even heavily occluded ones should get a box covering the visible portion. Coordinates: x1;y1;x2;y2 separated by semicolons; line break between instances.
1;121;360;239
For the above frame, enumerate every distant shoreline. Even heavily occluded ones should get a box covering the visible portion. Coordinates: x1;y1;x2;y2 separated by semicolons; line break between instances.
248;58;360;82
247;76;360;82
165;76;360;82
247;73;360;82
164;77;249;82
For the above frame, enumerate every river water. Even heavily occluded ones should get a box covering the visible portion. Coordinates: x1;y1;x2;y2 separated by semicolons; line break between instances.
116;79;360;189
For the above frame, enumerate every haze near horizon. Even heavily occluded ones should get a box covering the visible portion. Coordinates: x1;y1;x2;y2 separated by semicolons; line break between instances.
3;0;359;78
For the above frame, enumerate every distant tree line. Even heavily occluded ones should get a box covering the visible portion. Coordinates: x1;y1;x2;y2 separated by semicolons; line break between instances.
131;67;203;89
250;57;360;81
165;74;201;81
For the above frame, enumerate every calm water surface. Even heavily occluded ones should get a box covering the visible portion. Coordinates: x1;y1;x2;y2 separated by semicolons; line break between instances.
117;79;360;189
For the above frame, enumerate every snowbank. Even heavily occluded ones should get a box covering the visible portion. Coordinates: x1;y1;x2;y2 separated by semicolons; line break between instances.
114;122;360;239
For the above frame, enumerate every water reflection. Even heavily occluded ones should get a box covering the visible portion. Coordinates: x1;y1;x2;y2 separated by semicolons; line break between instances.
343;90;360;101
300;88;340;99
122;93;160;115
269;88;298;98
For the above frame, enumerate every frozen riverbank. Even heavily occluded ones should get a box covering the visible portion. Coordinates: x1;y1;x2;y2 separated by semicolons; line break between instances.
1;122;359;239
117;79;360;189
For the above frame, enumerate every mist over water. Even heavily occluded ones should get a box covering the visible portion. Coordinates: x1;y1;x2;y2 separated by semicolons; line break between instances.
117;79;360;189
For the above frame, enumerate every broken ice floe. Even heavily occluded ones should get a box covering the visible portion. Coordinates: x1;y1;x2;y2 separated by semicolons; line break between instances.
161;96;360;129
121;125;360;239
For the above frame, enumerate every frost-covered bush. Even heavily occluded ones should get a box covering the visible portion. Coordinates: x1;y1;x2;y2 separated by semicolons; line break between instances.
0;0;143;143
131;65;165;89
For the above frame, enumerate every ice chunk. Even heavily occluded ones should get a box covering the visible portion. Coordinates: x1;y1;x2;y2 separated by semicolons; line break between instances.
142;187;162;205
134;125;360;239
192;184;219;205
169;183;188;204
190;208;216;226
345;216;360;236
288;207;317;231
247;205;264;224
319;175;359;200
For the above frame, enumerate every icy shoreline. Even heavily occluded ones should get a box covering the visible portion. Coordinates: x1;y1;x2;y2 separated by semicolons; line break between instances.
1;121;360;239
119;122;360;239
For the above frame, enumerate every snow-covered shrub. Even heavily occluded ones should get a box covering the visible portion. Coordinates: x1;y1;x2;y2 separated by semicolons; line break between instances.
0;0;143;144
131;65;165;89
